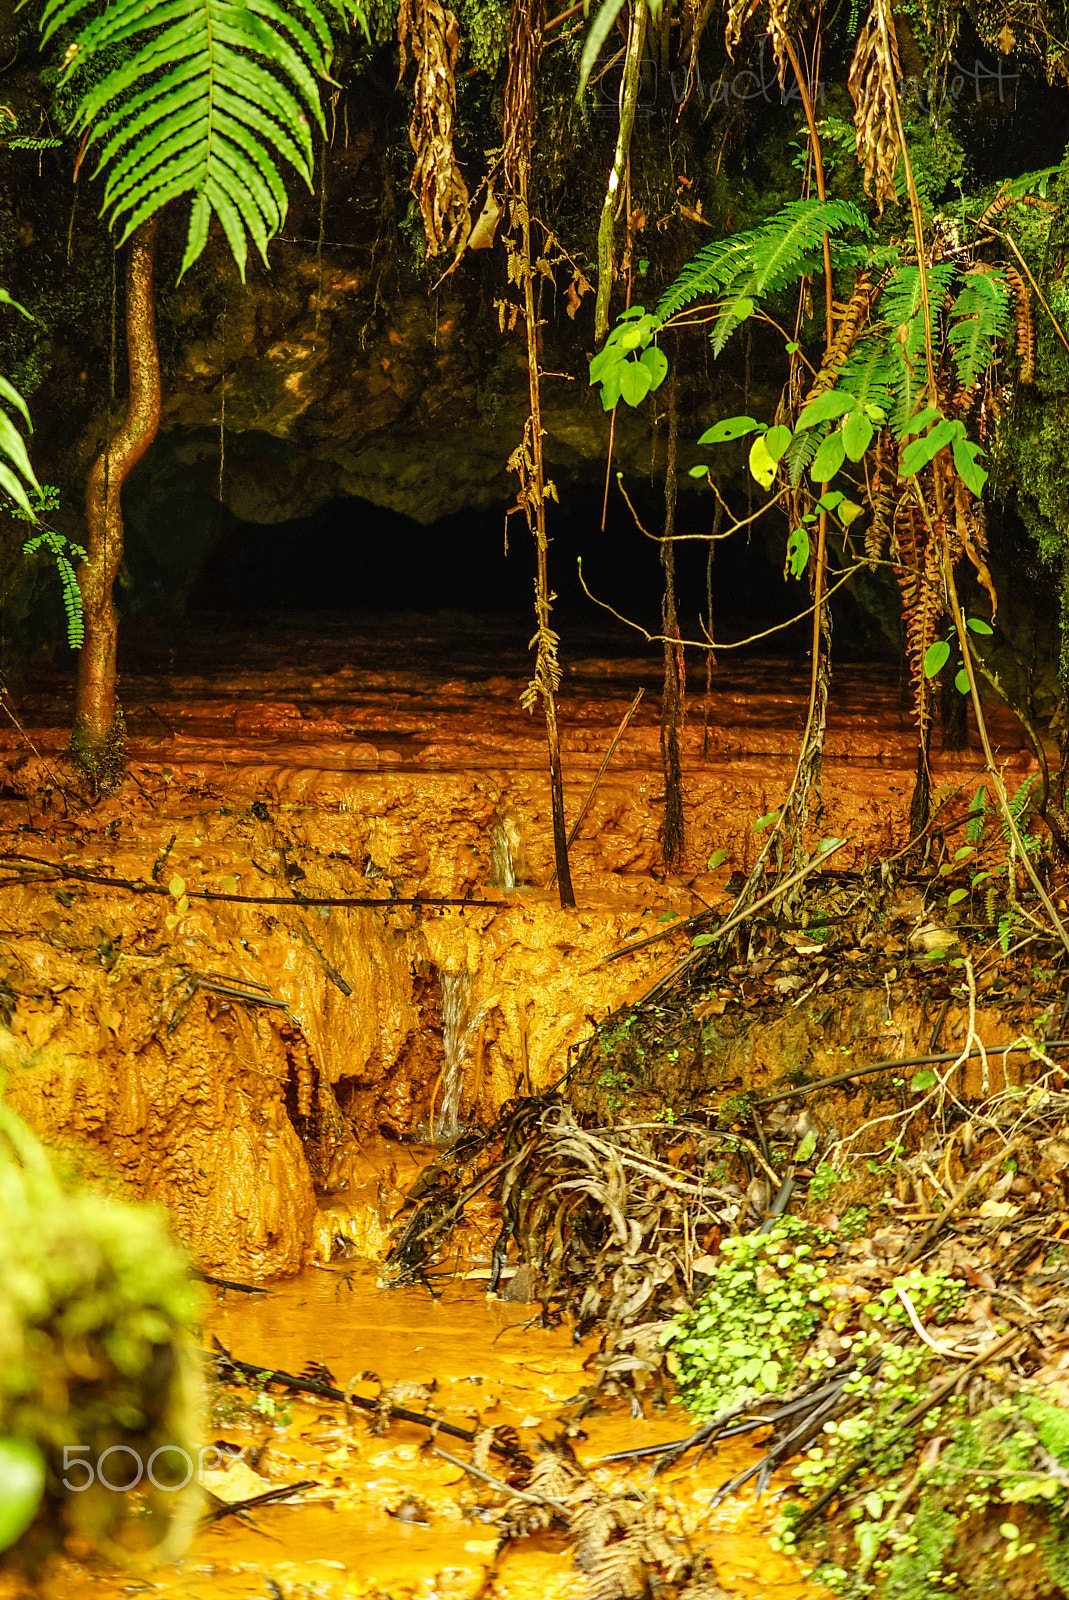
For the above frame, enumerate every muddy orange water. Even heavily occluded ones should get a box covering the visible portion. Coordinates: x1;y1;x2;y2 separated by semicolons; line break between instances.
43;1253;827;1600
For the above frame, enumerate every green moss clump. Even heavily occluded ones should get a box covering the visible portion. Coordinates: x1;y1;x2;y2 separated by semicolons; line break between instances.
0;1098;201;1569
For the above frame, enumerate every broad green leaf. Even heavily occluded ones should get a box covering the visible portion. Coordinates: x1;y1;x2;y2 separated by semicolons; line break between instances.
952;434;988;495
618;359;653;407
786;525;809;579
900;405;941;437
842;408;874;462
838;498;864;526
688;464;709;478
809;429;846;483
748;433;778;490
795;1129;817;1163
900;418;959;477
640;344;669;389
599;363;624;411
0;1437;45;1552
589;344;624;385
697;416;761;445
764;423;792;462
753;809;781;831
707;849;728;870
955;668;971;694
691;932;716;948
966;617;994;635
948;888;968;905
795;389;855;430
910;1068;938;1091
923;639;951;678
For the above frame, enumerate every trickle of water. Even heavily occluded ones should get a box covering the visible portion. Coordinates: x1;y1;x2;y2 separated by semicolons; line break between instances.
488;817;516;890
435;970;487;1143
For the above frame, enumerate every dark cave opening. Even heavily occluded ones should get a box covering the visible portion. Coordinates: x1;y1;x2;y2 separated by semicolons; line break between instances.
185;482;872;659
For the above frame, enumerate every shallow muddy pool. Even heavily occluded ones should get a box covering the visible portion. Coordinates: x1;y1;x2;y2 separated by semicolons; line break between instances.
42;1261;827;1600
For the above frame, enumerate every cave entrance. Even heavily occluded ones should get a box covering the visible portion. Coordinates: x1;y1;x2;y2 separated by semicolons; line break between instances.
184;485;805;653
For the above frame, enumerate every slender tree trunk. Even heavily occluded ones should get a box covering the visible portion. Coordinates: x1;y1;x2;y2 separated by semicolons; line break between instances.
74;216;161;786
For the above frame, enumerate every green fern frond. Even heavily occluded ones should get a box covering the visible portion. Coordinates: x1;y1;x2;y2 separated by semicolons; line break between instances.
887;335;926;439
785;425;820;486
876;263;957;360
40;0;345;278
836;334;896;418
23;528;86;650
0;295;41;520
947;270;1012;388
655;198;869;325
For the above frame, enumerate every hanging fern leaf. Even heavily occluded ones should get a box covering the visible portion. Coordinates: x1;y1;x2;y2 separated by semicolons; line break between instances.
40;0;346;278
876;263;957;361
0;294;41;519
837;332;895;419
948;269;1012;389
655;198;869;324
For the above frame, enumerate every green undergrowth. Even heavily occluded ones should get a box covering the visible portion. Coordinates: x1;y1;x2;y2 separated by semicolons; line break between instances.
664;1223;1069;1599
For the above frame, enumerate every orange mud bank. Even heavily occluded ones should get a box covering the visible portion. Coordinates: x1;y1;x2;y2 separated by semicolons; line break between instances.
0;615;1039;1275
31;1261;827;1600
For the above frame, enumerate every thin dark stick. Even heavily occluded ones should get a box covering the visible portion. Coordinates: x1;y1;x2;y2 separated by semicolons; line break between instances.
0;852;520;909
211;1338;520;1460
549;688;643;887
751;1042;1069;1107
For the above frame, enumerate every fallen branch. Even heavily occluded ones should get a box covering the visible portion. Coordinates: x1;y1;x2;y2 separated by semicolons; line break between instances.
211;1338;524;1462
751;1042;1069;1108
0;851;520;909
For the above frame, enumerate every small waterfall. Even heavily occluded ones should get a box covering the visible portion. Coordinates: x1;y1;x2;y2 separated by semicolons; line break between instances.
488;819;516;890
435;971;487;1144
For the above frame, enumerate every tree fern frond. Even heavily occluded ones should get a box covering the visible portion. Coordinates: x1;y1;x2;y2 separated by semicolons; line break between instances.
948;270;1012;388
655;198;869;324
40;0;344;278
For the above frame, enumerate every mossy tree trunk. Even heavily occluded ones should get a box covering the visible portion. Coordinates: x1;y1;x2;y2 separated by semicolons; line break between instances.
74;217;161;789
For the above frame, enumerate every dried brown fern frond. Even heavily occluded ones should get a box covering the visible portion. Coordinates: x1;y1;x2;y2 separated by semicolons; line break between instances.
848;0;903;213
803;272;874;403
892;491;943;740
397;0;471;255
865;428;897;567
952;469;999;617
724;0;761;56
1003;263;1036;383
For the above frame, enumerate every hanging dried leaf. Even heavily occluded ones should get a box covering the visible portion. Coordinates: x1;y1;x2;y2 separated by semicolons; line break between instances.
397;0;471;255
848;0;903;213
724;0;761;56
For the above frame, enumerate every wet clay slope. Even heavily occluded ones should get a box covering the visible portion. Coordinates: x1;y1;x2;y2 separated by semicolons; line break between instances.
0;810;672;1276
0;616;1040;1275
